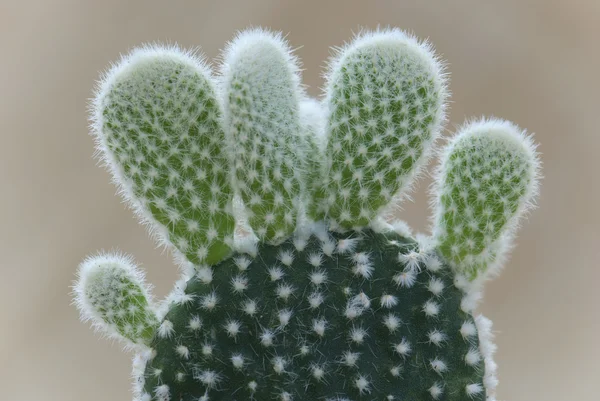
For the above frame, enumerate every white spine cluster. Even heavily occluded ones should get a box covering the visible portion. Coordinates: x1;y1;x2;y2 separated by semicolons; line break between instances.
314;29;448;229
73;253;157;348
432;118;541;279
221;29;307;243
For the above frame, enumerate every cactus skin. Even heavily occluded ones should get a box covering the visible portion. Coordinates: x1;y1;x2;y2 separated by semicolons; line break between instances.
74;254;158;347
313;30;447;228
141;230;485;401
93;46;235;265
74;28;542;401
221;30;306;243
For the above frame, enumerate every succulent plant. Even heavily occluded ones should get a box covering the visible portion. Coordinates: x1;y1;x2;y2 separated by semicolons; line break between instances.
74;28;541;401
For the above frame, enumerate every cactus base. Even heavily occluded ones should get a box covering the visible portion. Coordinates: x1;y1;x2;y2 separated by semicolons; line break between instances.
140;229;486;401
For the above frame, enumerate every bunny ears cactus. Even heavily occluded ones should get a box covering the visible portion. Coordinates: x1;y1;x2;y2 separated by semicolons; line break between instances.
75;28;540;401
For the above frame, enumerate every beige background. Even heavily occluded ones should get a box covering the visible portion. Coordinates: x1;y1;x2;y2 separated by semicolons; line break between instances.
1;1;598;400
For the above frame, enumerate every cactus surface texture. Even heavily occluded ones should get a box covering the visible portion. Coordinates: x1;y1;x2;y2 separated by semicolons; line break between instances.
75;28;541;401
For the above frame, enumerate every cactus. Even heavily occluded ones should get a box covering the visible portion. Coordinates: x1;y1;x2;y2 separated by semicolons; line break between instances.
74;28;541;401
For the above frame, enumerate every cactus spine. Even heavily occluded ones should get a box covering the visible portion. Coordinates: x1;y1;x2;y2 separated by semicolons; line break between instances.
75;28;541;401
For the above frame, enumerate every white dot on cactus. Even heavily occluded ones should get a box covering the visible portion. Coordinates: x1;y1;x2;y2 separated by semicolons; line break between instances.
242;299;258;316
321;239;336;256
430;358;448;373
423;300;440;317
465;348;482;366
310;270;327;286
341;351;360;366
393;271;417;288
293;237;307;251
380;294;398;308
276;283;294;300
187;316;202;331
427;278;445;296
157;320;174;339
389;365;402;377
175;292;195;305
429;383;444;399
154;384;170;400
336;238;360;254
465;383;483;396
460;321;477;339
311;364;326;380
260;329;275;347
312;318;327;336
345;293;371;319
299;344;310;356
224;320;241;337
269;267;285;281
350;326;367;344
202;343;213;356
175;372;186;382
427;330;447;347
272;356;288;374
352;262;374;278
352;252;371;265
152;368;162;377
280;391;292;401
234;256;252;271
393;338;411;357
231;353;245;369
175;345;190;359
398;250;422;271
278;250;295;266
308;252;323;267
383;314;401;332
308;292;325;309
200;292;218;310
248;381;258;392
278;309;292;327
354;375;371;394
231;275;248;293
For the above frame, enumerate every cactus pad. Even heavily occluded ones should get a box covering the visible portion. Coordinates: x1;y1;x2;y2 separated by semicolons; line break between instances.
140;230;485;401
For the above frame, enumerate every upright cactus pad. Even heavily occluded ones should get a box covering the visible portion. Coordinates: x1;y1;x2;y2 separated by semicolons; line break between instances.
75;28;541;401
221;29;306;243
313;31;447;228
93;47;235;265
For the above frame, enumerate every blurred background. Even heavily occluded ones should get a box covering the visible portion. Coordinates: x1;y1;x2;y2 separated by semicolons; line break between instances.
1;1;598;400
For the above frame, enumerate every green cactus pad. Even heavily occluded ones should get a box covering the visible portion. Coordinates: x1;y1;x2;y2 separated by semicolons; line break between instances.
314;31;447;228
75;254;158;346
433;119;540;279
95;47;235;265
222;30;305;243
140;230;485;401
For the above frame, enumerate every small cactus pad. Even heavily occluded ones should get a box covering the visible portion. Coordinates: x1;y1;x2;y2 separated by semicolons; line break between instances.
313;30;447;227
221;30;306;243
433;119;540;279
140;230;486;401
93;46;235;265
75;254;158;347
